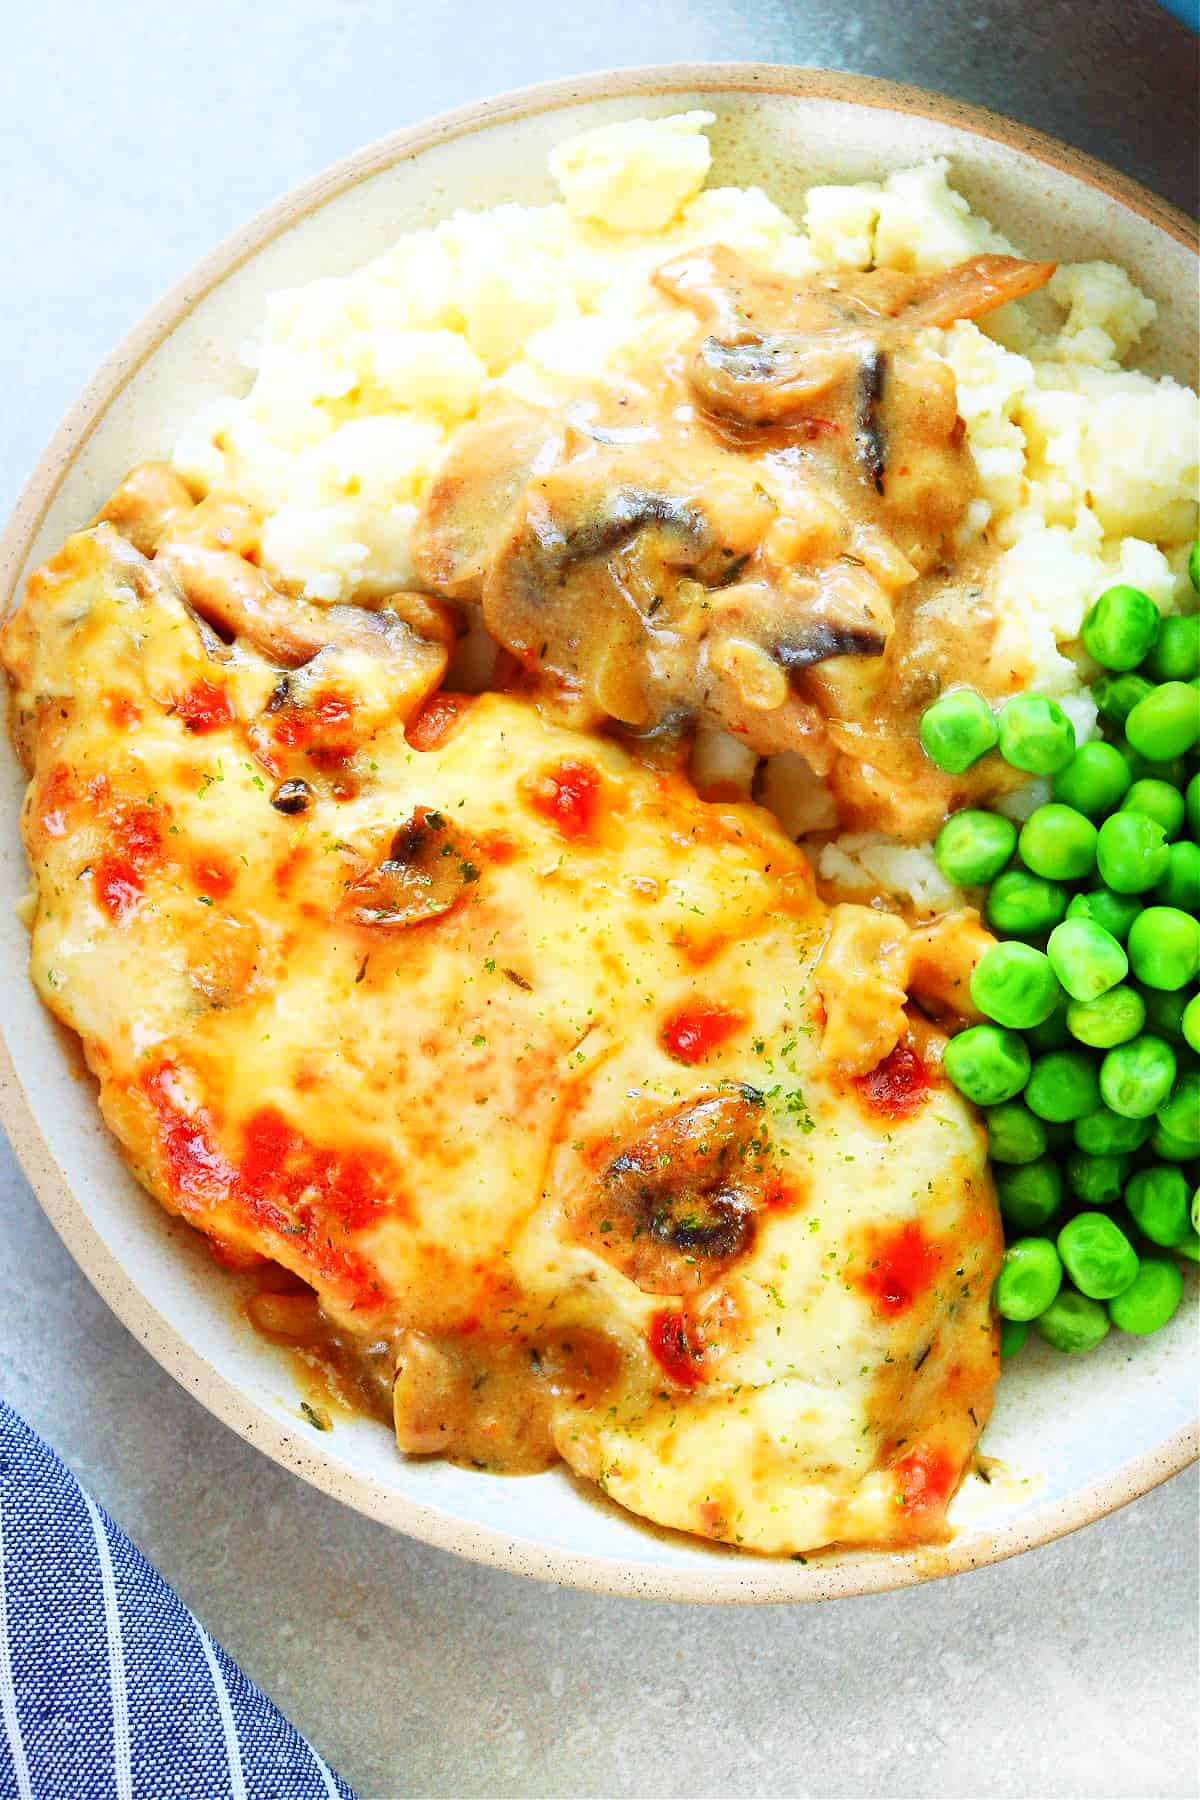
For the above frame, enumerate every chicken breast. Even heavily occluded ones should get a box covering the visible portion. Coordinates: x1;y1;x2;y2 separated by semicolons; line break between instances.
2;525;1002;1554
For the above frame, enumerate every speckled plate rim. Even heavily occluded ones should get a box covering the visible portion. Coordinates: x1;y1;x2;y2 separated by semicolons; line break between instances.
1;63;1196;1603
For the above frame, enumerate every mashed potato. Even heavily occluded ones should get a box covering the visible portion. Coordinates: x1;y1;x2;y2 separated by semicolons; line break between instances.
173;112;1198;911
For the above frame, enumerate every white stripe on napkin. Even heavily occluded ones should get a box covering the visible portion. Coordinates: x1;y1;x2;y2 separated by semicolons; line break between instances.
191;1610;248;1800
0;1501;33;1800
82;1491;132;1800
312;1746;341;1800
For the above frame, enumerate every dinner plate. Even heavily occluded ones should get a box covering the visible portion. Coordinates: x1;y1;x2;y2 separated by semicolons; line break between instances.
1;65;1196;1602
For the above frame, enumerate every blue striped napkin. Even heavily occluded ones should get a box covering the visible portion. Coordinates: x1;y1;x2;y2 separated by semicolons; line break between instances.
0;1401;357;1799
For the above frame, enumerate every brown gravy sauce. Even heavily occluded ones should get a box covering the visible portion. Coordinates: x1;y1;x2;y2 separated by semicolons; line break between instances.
411;247;1054;841
244;1269;620;1473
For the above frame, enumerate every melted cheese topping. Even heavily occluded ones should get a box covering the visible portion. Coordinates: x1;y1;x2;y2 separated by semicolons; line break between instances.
2;526;1001;1554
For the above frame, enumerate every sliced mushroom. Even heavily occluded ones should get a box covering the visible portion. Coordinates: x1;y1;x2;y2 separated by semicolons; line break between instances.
411;399;567;599
102;474;455;688
96;462;197;556
688;334;850;423
156;532;455;672
482;457;730;727
893;254;1058;331
709;564;892;674
654;247;871;427
653;244;1055;551
341;806;478;930
656;249;1055;432
570;1086;768;1295
856;350;888;495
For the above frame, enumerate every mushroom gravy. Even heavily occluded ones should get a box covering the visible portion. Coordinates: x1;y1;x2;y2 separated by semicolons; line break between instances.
413;249;1053;840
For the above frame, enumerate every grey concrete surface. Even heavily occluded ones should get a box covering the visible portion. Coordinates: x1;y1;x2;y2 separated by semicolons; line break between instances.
2;4;1197;1796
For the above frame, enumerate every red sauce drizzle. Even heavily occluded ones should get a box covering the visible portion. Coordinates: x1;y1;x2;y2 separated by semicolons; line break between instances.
143;1067;398;1310
480;832;517;864
857;1221;940;1317
93;803;163;923
405;691;474;751
94;863;142;922
660;1002;743;1064
893;1443;957;1515
647;1309;709;1390
854;1042;932;1120
528;760;600;840
104;693;141;729
37;764;77;839
175;679;233;734
191;856;234;902
271;690;355;758
762;1177;803;1213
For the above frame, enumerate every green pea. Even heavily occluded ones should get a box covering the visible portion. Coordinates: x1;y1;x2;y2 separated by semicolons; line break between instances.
1156;1070;1200;1151
1096;812;1170;894
1176;1231;1200;1265
997;695;1076;775
1080;584;1160;671
935;809;1017;887
1157;841;1200;913
970;942;1061;1029
1125;1165;1193;1247
1018;804;1097;883
1182;993;1200;1055
1046;918;1128;1002
1051;742;1131;817
1024;998;1072;1055
1150;1124;1198;1162
1073;1108;1155;1155
1099;1035;1177;1118
920;689;999;773
1191;541;1200;594
1127;907;1200;991
1120;778;1186;839
996;1158;1063;1230
1064;1150;1128;1206
1140;987;1191;1041
1066;984;1145;1049
1093;672;1153;727
1125;681;1200;761
999;1317;1028;1358
1036;1289;1110;1354
994;1237;1063;1321
943;1024;1031;1105
1065;888;1142;944
1108;1258;1184;1335
1024;1049;1101;1123
1187;771;1200;840
986;870;1069;940
1143;614;1199;684
1120;748;1188;789
985;1101;1049;1165
1057;1212;1139;1299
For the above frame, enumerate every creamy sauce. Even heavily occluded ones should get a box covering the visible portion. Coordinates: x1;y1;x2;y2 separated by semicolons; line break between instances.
246;1266;621;1471
411;249;1053;839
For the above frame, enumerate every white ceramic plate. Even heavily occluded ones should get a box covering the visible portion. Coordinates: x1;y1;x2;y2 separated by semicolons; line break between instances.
1;66;1196;1602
